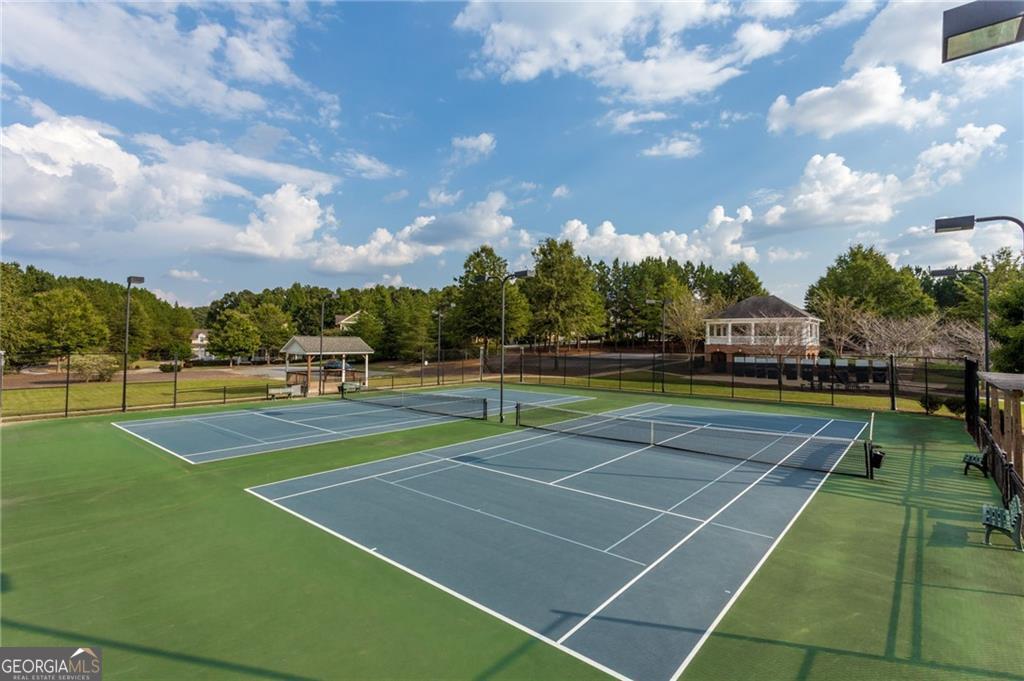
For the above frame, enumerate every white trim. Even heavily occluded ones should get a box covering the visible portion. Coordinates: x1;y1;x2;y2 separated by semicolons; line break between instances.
668;419;866;681
244;488;634;681
111;422;196;465
624;401;866;428
253;410;336;434
556;419;834;645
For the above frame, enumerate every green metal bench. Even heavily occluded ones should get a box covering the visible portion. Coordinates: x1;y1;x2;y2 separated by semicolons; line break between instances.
962;446;988;477
982;495;1022;551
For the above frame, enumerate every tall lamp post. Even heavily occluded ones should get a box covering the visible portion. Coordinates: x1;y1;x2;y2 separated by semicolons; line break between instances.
935;214;1024;250
121;275;145;412
931;266;990;418
435;302;455;385
499;270;535;422
320;292;339;395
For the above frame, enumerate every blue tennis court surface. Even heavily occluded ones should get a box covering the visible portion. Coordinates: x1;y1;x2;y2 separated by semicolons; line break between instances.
112;386;589;464
249;402;867;681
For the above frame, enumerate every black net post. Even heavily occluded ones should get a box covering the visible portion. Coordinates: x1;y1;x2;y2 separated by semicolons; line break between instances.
689;351;694;395
777;354;783;402
515;401;521;426
563;348;568;385
889;354;897;411
730;357;735;398
519;347;524;383
64;349;71;418
173;351;179;408
924;356;929;408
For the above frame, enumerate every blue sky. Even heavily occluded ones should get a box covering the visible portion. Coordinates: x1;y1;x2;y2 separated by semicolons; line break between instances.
1;1;1022;307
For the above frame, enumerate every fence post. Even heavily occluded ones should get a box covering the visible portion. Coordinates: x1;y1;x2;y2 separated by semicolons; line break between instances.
830;359;835;406
778;355;783;402
479;347;484;382
730;356;735;399
587;345;592;388
538;348;543;385
64;350;71;418
563;348;568;385
889;354;897;411
923;356;929;408
222;385;227;404
173;351;179;408
651;352;656;393
420;348;424;387
462;350;467;384
689;351;694;395
618;352;623;391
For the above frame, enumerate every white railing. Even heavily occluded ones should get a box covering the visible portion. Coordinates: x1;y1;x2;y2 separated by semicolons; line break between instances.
706;335;818;346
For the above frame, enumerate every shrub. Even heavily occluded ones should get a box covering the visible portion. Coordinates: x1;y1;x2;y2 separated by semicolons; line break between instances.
158;362;182;373
918;393;944;415
70;354;120;382
944;395;966;416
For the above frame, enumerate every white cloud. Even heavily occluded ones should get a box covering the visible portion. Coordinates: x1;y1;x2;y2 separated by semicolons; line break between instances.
768;67;942;138
338;151;402;180
884;221;1023;268
168;268;209;282
363;273;405;289
604;109;672;133
741;1;797;20
408;191;516;247
146;287;188;306
231;184;335;258
552;184;571;199
420;187;463;208
314;219;443;273
764;205;786;224
818;0;878;30
641;133;702;158
450;132;496;164
845;1;958;75
769;123;1005;229
454;3;746;105
383;189;409;203
766;246;807;262
953;54;1024;101
719;109;754;125
734;22;790;64
560;204;758;266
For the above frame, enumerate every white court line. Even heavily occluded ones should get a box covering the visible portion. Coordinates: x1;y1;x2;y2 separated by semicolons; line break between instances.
381;479;646;567
111;422;197;465
598;426;798;552
556;419;834;645
243;489;633;681
118;398;351;427
267;403;671;499
550;423;706;485
637;400;868;427
253;410;337;434
668;419;867;681
289;405;421;423
194;418;268;443
190;413;448;459
248;402;656;491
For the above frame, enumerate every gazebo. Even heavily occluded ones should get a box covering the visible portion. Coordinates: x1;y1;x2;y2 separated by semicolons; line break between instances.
703;295;821;366
279;336;374;393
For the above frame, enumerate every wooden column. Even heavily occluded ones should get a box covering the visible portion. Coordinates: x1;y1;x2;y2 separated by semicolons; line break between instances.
364;354;369;387
1008;389;1022;471
306;355;312;395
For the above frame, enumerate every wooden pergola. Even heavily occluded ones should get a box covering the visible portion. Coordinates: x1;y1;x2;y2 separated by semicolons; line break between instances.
279;336;374;394
979;372;1023;471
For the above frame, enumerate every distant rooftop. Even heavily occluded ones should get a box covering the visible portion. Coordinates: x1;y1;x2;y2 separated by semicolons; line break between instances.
709;295;817;320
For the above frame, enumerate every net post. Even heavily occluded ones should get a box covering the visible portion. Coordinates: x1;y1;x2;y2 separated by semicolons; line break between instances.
650;419;655;446
173;351;179;409
483;396;489;421
515;401;521;427
223;385;227;404
889;354;897;411
64;348;71;418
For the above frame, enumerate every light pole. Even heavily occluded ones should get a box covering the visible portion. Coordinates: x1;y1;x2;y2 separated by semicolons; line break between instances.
499;270;535;422
935;214;1024;250
435;302;455;385
121;275;145;412
320;292;339;395
931;266;990;417
645;298;668;356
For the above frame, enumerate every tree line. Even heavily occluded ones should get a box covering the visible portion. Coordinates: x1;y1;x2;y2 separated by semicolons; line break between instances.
2;240;1021;371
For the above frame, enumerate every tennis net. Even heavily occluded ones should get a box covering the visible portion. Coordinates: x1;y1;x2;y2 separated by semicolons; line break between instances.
515;403;869;477
340;386;488;420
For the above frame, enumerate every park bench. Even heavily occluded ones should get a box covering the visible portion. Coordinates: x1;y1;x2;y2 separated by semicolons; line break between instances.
339;381;362;395
982;495;1022;551
268;385;302;400
962;446;988;477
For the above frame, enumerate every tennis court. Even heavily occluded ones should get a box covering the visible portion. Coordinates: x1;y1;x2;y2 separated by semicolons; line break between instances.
112;386;588;464
249;401;868;681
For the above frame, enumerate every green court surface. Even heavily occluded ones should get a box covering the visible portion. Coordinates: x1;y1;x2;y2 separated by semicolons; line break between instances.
1;388;1021;680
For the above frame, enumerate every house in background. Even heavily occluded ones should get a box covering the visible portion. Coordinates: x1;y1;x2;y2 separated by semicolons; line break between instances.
190;329;213;360
704;295;820;368
334;310;361;331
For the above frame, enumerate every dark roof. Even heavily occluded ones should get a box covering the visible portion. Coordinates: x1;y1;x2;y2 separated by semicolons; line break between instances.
979;372;1024;393
280;335;374;355
709;295;815;320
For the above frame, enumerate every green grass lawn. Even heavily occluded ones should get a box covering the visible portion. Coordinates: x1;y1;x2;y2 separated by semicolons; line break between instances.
2;389;1021;680
3;377;286;417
